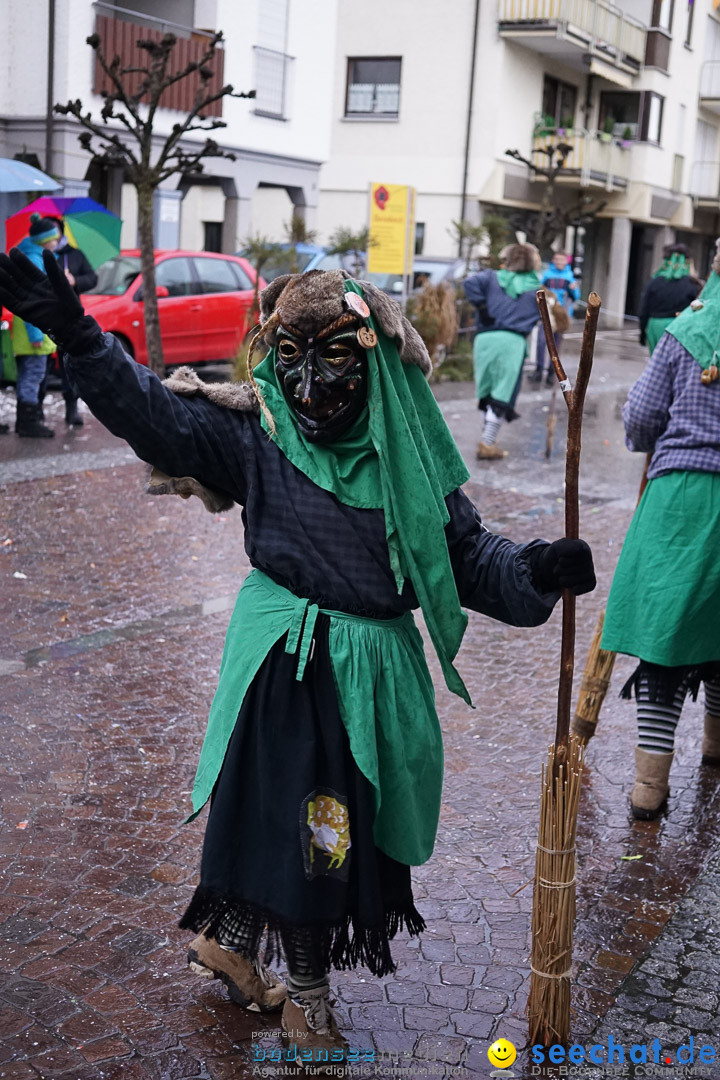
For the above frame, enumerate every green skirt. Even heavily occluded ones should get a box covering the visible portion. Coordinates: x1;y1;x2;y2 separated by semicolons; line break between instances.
602;471;720;666
473;330;526;408
189;569;443;866
646;316;672;355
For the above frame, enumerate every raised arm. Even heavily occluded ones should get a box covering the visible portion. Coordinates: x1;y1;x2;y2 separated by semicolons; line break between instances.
0;248;247;503
444;488;595;626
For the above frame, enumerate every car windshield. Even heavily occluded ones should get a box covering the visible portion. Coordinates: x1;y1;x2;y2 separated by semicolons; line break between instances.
262;251;317;282
87;256;142;295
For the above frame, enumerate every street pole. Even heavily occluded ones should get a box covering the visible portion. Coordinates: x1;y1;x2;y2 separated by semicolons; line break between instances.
459;0;481;254
45;0;56;176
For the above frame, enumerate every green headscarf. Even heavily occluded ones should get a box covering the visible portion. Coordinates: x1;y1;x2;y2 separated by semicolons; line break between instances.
496;268;541;299
653;253;690;280
253;279;473;704
666;273;720;369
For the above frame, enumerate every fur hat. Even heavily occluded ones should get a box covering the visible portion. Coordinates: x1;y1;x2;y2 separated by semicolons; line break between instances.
501;243;540;274
258;270;432;376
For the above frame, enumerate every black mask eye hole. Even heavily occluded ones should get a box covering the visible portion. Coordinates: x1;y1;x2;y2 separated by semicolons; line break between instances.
320;343;355;365
278;339;301;363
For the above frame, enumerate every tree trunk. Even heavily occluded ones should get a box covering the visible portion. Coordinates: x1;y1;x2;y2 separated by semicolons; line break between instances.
137;185;165;378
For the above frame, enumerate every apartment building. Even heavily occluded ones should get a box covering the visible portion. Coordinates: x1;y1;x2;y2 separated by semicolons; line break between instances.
317;0;720;322
0;0;337;251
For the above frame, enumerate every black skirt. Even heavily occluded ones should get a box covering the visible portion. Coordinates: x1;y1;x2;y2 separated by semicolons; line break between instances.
180;613;424;977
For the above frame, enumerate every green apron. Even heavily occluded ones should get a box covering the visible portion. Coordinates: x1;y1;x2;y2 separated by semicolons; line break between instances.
473;330;526;406
189;570;442;866
646;316;672;355
602;472;720;666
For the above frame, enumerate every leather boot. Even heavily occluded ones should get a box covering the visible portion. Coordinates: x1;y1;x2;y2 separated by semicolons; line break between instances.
187;931;286;1011
476;441;508;460
64;392;84;427
701;713;720;766
15;401;54;439
631;748;673;820
282;984;349;1071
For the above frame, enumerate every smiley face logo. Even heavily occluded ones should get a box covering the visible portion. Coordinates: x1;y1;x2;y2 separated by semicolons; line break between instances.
487;1039;517;1069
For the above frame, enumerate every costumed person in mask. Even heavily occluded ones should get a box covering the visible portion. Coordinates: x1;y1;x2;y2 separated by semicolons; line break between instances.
11;214;60;438
638;243;701;356
47;216;97;427
463;243;541;460
0;249;596;1066
602;241;720;821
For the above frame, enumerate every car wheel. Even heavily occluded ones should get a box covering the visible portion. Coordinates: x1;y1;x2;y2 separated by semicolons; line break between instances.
113;334;134;359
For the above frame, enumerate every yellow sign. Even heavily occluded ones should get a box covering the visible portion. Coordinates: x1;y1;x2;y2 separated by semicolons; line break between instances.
367;183;415;276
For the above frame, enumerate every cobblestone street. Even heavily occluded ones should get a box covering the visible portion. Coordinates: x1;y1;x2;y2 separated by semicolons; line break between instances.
1;333;719;1079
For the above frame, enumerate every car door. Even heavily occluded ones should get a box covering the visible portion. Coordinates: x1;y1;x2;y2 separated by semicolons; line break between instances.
192;256;251;361
154;256;202;365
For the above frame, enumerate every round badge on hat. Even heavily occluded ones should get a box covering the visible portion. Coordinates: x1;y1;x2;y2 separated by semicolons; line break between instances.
345;293;370;319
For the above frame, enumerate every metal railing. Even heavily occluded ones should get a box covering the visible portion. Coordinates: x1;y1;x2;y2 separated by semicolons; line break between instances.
498;0;646;68
93;1;216;38
531;129;631;189
699;61;720;99
689;160;720;200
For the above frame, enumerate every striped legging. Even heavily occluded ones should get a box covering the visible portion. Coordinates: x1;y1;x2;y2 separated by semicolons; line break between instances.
637;674;720;754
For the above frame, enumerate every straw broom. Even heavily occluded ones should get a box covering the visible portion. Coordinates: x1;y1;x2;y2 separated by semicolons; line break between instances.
527;290;600;1047
571;454;651;744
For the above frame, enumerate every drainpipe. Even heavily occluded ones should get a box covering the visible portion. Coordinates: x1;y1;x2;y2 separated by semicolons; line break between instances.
459;0;481;253
45;0;56;175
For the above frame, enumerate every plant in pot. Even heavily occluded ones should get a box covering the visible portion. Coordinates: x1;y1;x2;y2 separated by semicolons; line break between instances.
600;116;616;143
557;114;575;137
621;125;633;149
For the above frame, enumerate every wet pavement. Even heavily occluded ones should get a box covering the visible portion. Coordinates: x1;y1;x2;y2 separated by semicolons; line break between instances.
1;333;719;1079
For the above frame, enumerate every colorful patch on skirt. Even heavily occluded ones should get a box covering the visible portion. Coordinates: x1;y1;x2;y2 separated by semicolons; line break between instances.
300;788;351;881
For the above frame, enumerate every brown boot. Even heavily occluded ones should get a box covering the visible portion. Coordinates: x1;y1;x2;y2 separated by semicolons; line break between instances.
187;931;286;1012
282;984;348;1072
631;748;673;820
476;441;508;460
701;713;720;765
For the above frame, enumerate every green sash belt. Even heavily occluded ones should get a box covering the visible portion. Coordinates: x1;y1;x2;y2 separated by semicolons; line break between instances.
188;570;443;866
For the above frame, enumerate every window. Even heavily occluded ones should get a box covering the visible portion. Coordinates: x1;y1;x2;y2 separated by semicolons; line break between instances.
254;46;293;119
194;257;241;294
203;222;223;253
415;223;425;256
229;262;254;290
651;0;674;32
685;0;695;45
598;91;664;143
156;257;195;297
542;76;578;128
345;58;401;118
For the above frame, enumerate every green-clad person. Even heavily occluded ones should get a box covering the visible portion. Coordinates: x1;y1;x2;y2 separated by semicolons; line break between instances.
638;243;701;356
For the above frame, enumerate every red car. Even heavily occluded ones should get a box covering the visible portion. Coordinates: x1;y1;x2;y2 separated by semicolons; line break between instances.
82;250;264;366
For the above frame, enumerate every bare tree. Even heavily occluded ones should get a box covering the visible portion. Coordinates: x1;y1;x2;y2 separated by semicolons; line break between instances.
505;144;606;255
55;31;254;376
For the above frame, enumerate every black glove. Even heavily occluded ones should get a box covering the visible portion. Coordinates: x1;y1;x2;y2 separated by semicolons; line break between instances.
0;248;102;354
529;538;596;596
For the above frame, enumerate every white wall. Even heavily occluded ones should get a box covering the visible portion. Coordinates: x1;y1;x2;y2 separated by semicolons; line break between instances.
179;185;226;249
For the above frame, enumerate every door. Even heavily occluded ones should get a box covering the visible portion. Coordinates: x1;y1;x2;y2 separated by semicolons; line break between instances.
192;256;252;361
154;256;202;365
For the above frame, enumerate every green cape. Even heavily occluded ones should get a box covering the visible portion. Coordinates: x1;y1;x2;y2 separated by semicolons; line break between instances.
666;272;720;368
496;268;541;299
253;279;473;703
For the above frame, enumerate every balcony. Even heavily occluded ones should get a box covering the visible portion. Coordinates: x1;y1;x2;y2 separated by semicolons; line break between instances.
699;62;720;116
92;4;225;116
498;0;646;82
531;129;630;190
689;161;720;204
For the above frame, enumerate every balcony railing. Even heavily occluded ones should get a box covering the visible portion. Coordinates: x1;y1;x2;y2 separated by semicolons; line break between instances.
531;129;630;190
689;161;720;200
498;0;646;72
93;10;225;116
699;61;720;99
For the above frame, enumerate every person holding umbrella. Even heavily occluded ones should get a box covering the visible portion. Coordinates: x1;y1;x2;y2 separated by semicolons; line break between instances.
0;249;596;1061
47;216;97;426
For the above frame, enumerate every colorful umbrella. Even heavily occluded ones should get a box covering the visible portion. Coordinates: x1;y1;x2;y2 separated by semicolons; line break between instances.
5;196;122;269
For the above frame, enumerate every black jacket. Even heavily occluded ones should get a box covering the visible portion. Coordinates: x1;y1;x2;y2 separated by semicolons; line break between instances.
55;241;98;295
639;276;701;337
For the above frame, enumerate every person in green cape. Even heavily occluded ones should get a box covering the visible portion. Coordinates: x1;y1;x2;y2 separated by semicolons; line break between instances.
638;243;701;356
0;252;596;1067
602;240;720;820
464;243;542;460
